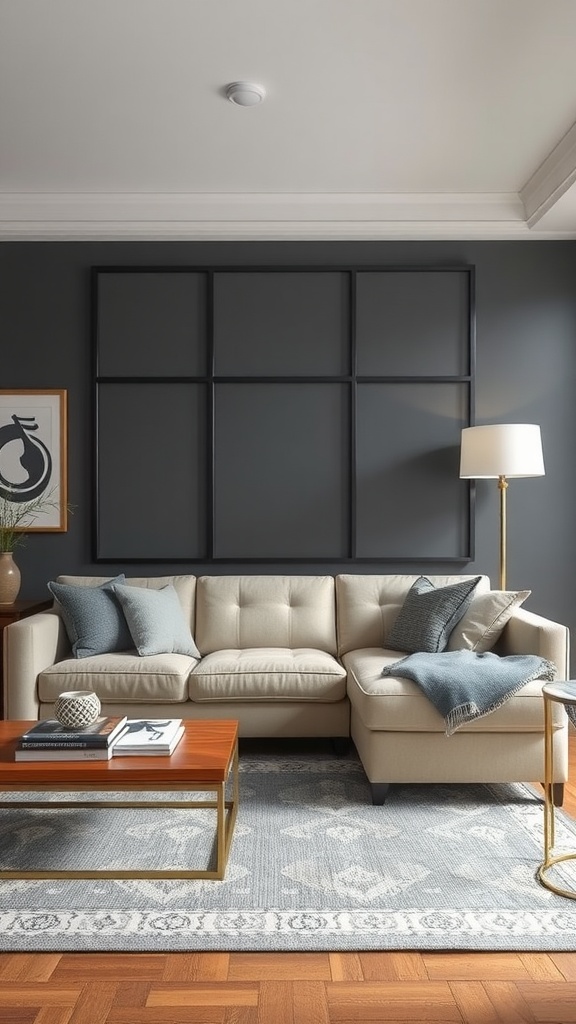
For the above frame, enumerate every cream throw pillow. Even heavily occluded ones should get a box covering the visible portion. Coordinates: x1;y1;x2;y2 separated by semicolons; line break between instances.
447;589;530;653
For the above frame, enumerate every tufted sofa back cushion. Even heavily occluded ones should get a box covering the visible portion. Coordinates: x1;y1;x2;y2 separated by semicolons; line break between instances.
335;574;491;656
56;575;197;630
195;575;338;655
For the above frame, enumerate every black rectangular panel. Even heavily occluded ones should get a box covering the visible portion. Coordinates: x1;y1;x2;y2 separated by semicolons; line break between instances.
213;272;350;376
97;271;207;377
356;271;469;376
213;383;349;558
94;264;473;563
356;382;469;558
97;383;207;559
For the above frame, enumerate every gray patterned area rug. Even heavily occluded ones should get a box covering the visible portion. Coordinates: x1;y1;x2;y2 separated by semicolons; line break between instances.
1;747;576;952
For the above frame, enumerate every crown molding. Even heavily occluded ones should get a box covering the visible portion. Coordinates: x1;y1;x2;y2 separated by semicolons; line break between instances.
521;120;576;228
0;189;572;240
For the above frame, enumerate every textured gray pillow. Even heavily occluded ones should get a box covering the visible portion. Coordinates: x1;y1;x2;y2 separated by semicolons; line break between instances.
112;582;200;658
387;575;482;654
48;575;132;659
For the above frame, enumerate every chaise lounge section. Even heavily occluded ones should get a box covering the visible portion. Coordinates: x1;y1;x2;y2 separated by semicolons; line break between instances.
336;574;570;803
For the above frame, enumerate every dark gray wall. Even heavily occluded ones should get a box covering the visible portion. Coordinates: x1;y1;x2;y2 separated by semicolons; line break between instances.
2;240;576;658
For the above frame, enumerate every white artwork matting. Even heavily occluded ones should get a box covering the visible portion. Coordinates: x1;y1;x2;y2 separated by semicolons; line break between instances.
0;390;67;531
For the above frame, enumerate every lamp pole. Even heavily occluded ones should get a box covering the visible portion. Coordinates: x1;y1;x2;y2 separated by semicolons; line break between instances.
498;475;508;590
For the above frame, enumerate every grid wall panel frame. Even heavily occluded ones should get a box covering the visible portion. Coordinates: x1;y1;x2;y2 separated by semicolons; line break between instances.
92;265;475;563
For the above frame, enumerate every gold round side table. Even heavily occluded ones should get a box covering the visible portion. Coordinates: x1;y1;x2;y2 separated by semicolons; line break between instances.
538;680;576;899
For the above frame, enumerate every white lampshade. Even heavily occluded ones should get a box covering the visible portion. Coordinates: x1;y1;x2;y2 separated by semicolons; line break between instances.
460;424;545;479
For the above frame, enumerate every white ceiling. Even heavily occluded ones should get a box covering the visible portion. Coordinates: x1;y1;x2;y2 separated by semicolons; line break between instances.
2;0;576;240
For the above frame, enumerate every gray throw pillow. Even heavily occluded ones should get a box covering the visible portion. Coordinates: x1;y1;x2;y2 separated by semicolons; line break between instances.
387;575;482;654
112;582;200;658
48;575;133;659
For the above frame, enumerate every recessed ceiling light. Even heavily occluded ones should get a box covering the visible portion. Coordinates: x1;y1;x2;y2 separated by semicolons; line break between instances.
226;82;266;107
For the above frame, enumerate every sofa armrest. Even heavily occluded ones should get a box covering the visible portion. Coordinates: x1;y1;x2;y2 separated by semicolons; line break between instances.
497;607;570;679
3;611;70;720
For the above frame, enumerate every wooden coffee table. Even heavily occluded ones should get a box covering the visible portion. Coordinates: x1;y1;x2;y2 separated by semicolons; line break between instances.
0;718;239;881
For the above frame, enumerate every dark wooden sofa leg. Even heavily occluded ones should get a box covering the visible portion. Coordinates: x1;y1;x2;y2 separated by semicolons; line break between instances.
370;783;390;805
331;736;351;756
552;782;565;806
541;782;564;805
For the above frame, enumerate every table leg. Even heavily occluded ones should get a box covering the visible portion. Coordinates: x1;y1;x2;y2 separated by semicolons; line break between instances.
538;693;576;898
215;781;226;880
544;695;554;860
0;776;240;880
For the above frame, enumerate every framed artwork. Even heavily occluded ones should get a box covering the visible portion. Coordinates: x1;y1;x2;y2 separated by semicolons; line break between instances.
0;389;68;532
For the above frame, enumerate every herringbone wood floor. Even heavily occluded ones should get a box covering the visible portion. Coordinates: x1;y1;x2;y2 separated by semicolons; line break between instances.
2;735;576;1024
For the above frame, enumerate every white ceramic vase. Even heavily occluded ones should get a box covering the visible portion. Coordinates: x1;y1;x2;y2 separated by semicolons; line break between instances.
54;690;102;729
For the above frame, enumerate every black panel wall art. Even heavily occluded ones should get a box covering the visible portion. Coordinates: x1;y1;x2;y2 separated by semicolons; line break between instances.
93;265;475;562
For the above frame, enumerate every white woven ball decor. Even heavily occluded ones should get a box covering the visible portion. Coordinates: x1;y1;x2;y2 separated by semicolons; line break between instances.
54;690;101;729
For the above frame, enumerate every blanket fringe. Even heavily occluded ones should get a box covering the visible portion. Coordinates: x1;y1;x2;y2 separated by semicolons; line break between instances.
444;658;557;736
445;703;479;736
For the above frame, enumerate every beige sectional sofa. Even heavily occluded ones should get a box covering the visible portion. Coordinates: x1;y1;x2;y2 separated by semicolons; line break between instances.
2;573;570;803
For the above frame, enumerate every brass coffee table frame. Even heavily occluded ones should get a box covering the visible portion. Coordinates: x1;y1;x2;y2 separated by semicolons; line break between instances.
0;734;239;882
537;682;576;899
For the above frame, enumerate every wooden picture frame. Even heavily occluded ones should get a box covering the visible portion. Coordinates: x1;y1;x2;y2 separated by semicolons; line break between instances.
0;389;68;532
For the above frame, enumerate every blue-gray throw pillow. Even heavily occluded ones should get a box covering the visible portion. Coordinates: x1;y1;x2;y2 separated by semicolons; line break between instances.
387;576;482;654
112;582;200;658
48;575;133;659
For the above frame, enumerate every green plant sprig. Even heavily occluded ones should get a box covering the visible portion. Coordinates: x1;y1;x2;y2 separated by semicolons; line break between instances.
0;488;63;553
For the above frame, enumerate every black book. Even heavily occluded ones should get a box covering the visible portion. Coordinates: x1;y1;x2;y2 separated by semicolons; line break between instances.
19;716;128;749
15;746;114;761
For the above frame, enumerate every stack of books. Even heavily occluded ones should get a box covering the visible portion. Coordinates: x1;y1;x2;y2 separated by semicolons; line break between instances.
14;716;129;761
111;718;184;756
14;717;185;761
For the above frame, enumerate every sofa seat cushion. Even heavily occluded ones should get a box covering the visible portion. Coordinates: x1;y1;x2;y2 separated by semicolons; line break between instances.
189;648;347;702
38;652;198;704
344;648;565;733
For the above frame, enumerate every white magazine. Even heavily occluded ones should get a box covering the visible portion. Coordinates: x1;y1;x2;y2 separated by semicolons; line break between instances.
112;718;183;754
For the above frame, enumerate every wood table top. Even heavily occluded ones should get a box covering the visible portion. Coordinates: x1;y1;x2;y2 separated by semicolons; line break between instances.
0;719;239;788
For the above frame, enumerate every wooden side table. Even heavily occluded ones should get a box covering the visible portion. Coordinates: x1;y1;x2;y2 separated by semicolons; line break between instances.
0;599;52;720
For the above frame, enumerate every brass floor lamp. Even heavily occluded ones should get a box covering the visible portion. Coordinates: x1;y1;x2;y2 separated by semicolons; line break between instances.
459;424;545;590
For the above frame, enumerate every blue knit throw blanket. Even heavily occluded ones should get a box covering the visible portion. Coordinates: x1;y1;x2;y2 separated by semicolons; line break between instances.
381;650;556;735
